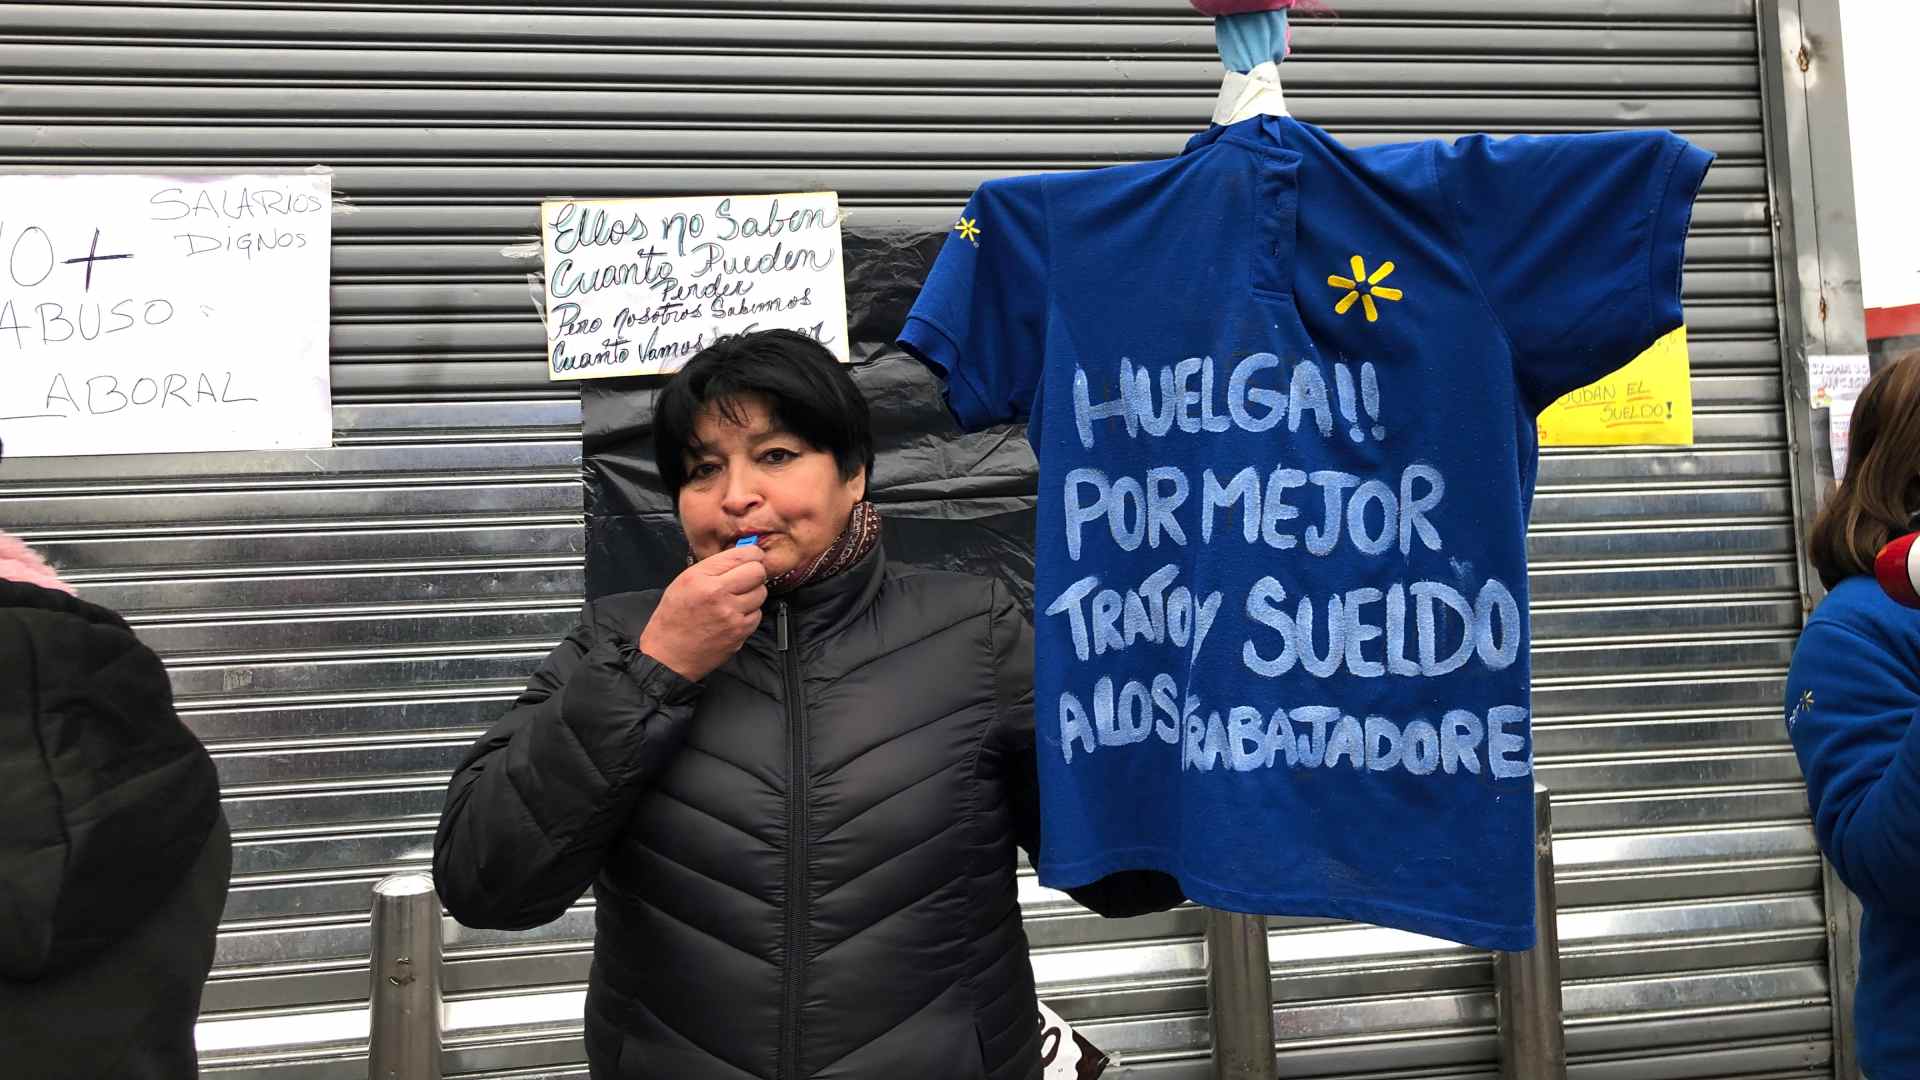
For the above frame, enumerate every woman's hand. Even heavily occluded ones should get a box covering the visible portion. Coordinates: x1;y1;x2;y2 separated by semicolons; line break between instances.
639;544;769;682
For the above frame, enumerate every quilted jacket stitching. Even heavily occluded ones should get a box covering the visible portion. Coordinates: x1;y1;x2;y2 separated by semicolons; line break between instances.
644;786;776;848
817;756;967;844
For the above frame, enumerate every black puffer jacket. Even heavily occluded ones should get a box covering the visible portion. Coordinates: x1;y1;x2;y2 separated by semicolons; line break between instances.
435;546;1178;1080
0;576;231;1080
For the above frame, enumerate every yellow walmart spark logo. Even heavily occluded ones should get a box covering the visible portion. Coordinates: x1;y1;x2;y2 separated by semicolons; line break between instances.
1327;255;1403;323
954;217;981;246
1788;689;1814;730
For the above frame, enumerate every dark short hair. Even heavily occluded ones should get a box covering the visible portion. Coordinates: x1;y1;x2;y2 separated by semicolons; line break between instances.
653;329;874;498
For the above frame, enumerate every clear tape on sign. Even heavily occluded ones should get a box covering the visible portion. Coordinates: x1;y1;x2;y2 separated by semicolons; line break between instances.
299;165;357;215
512;197;583;261
525;273;547;321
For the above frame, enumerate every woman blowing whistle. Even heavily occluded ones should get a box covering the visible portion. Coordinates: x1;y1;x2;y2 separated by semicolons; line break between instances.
434;330;1180;1080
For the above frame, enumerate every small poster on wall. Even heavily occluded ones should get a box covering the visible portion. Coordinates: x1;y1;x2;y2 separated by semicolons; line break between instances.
1810;353;1872;481
0;173;332;458
540;191;850;380
1537;325;1695;446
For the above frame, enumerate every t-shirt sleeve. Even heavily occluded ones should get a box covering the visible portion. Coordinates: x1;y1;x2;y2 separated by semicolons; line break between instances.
897;175;1050;431
1433;130;1715;412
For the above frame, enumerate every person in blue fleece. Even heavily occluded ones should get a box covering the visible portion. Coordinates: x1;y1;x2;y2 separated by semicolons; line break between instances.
1785;353;1920;1080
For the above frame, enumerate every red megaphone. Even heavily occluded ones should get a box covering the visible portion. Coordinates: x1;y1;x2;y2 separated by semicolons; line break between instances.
1876;533;1920;608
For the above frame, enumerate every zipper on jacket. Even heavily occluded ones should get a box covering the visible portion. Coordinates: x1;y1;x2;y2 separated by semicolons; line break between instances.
777;600;808;1080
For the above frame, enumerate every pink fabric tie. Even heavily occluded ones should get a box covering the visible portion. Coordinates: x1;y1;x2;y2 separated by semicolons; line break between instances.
0;531;77;595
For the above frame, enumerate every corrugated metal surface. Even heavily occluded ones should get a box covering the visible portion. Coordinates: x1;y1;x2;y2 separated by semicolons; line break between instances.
0;1;1826;1077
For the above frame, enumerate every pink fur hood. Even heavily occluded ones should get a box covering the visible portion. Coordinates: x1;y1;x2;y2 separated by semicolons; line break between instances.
0;530;76;595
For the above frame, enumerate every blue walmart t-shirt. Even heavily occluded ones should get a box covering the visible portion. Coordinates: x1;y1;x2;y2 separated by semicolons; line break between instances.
899;116;1713;950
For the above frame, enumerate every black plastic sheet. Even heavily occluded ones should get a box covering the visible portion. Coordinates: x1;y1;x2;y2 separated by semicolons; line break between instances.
583;226;1042;614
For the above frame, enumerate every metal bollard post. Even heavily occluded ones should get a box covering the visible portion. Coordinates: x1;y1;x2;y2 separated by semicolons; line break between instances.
369;873;444;1080
1495;783;1567;1080
1206;909;1279;1080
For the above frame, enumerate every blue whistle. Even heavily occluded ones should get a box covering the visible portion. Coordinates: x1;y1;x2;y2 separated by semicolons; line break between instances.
734;535;759;548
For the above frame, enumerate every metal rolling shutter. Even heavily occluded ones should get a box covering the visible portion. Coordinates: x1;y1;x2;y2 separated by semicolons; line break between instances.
0;2;1824;1077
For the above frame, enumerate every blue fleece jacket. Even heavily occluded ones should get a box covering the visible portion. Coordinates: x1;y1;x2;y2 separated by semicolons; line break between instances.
1784;576;1920;1080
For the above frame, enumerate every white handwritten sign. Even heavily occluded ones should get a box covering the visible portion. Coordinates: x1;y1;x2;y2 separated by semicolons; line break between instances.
1038;1001;1109;1080
0;174;332;458
539;191;849;380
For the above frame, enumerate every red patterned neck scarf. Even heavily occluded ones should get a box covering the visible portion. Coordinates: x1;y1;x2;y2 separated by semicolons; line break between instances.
768;501;882;595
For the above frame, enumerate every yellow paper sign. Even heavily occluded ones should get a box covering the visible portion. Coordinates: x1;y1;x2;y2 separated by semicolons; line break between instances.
1537;326;1694;446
